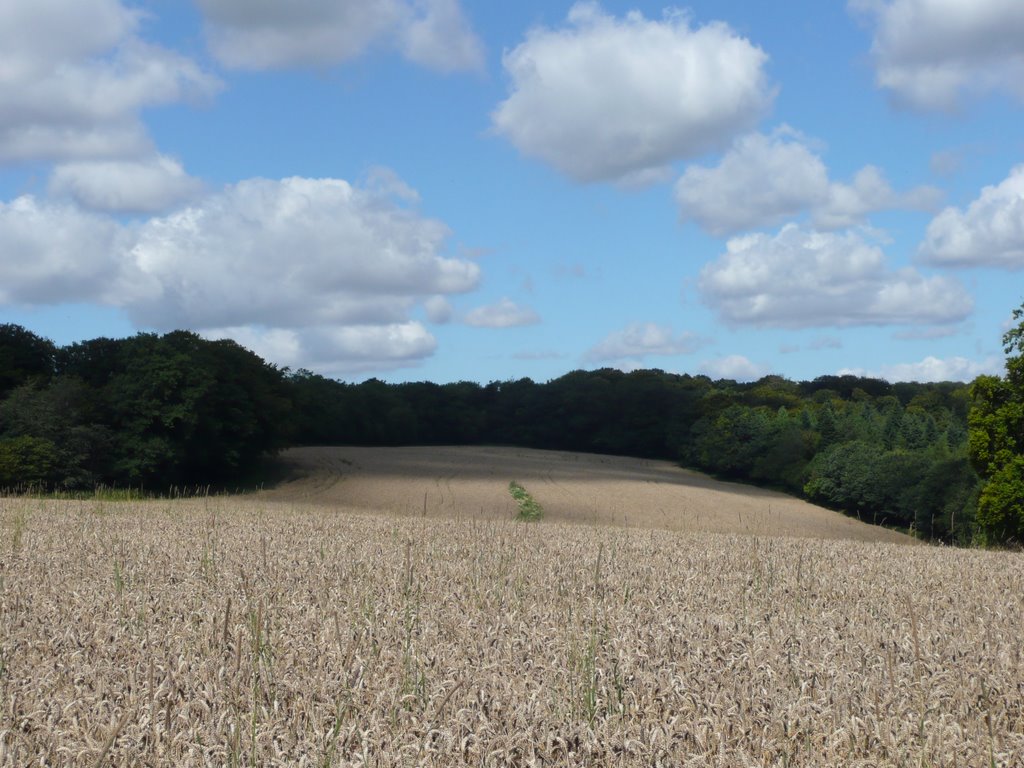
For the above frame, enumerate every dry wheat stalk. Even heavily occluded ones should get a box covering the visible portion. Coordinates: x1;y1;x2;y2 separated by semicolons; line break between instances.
0;495;1020;766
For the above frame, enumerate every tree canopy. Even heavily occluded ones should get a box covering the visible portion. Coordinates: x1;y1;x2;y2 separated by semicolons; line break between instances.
968;303;1024;544
0;329;290;491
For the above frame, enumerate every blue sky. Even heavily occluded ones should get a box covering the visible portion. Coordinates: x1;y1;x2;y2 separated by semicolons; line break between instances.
2;0;1023;384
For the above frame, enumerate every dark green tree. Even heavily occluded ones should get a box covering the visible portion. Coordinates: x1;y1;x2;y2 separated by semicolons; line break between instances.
750;408;814;492
0;324;55;397
816;402;839;447
691;405;770;479
0;436;57;490
968;303;1024;544
56;331;290;489
0;377;110;488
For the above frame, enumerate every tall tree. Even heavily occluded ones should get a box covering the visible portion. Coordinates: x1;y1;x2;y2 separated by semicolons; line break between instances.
968;303;1024;544
0;324;55;397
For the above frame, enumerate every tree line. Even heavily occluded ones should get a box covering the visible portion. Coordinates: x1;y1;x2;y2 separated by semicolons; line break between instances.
2;308;1021;545
0;327;290;492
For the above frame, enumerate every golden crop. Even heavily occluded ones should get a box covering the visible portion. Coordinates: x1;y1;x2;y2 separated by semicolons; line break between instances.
0;488;1021;766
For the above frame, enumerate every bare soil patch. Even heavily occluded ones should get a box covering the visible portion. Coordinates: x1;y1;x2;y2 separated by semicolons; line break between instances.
266;445;910;543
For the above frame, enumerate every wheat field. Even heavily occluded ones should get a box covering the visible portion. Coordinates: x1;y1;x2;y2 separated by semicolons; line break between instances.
268;446;910;543
1;465;1022;766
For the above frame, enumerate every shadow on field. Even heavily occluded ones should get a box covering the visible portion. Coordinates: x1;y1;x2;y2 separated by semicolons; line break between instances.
275;444;753;490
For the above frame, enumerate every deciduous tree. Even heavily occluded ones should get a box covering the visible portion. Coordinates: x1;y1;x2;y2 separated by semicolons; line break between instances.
969;303;1024;544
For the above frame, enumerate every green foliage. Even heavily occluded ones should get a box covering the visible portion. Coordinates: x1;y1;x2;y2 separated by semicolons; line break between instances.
0;326;290;493
0;378;111;489
968;375;1020;476
690;405;770;479
1004;304;1024;382
803;442;939;531
0;436;58;490
968;303;1024;544
913;457;979;544
508;481;543;521
804;442;884;516
975;458;1024;545
749;413;813;490
0;324;55;397
816;404;839;448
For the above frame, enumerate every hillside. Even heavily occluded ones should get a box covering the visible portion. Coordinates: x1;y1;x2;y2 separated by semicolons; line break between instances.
265;445;911;543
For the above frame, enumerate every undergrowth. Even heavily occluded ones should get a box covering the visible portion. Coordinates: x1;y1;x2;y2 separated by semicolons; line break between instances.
509;481;543;521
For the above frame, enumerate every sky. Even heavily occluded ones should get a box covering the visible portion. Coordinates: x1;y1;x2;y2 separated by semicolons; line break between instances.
1;0;1023;385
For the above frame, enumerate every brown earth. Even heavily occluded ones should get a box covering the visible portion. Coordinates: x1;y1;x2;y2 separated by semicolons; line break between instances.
263;445;911;543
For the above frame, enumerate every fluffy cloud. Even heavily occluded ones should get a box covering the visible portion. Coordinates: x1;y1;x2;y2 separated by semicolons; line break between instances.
0;0;219;164
423;296;453;324
817;166;941;229
49;156;204;213
676;132;827;234
491;2;772;183
204;323;438;376
675;130;940;234
585;322;704;363
918;165;1024;268
464;298;540;328
840;355;1001;382
401;0;485;73
699;224;973;327
126;177;479;331
851;0;1024;109
698;355;769;381
0;174;479;373
197;0;483;73
0;196;134;305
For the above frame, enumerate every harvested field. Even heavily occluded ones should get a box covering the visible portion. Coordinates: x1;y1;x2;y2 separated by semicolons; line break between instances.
266;446;910;543
1;494;1022;766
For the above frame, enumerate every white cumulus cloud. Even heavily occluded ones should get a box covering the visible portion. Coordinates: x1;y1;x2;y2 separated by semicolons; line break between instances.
205;323;438;376
464;298;540;328
0;196;135;305
840;355;1001;382
675;130;940;234
918;165;1024;268
126;176;479;331
400;0;485;73
197;0;483;73
698;355;769;381
49;155;204;213
699;224;973;328
851;0;1024;110
423;296;453;324
0;0;219;164
491;2;772;183
585;322;704;363
0;173;479;374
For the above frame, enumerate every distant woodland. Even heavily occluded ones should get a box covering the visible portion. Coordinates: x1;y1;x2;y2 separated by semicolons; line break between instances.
2;308;1022;546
